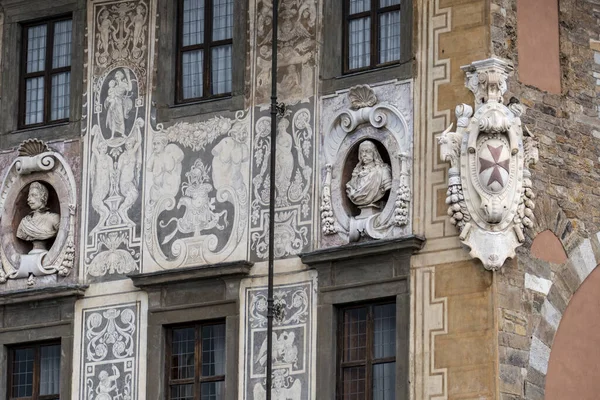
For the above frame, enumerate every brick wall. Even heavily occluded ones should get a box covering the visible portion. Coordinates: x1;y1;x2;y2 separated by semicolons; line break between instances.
490;0;600;398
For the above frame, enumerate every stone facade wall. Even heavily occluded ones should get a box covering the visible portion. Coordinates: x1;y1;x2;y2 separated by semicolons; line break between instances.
489;0;600;397
3;0;597;398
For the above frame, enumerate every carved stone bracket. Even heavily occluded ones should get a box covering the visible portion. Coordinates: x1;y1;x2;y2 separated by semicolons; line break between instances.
0;140;78;284
438;58;538;270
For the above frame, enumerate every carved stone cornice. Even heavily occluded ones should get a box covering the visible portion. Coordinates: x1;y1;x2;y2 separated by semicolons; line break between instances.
128;260;253;289
300;235;425;266
0;284;88;306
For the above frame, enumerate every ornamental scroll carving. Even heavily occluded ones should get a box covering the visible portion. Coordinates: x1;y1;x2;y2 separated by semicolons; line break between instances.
320;84;412;244
438;58;539;270
0;140;77;284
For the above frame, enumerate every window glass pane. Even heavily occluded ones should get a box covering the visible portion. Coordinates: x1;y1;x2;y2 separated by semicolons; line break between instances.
212;0;233;41
343;366;366;400
379;11;401;64
373;362;396;400
172;327;196;380
380;0;401;6
201;381;224;400
171;384;194;400
40;344;61;395
27;24;47;73
348;17;370;70
25;77;45;125
373;303;396;359
182;50;204;99
211;45;232;95
183;0;205;46
12;348;34;398
349;0;370;14
202;323;226;376
53;19;73;68
343;307;367;361
51;72;70;121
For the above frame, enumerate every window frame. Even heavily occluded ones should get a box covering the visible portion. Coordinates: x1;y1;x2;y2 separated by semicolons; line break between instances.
7;340;61;400
18;14;73;129
175;0;233;104
320;0;411;95
342;0;402;74
337;300;397;400
165;319;227;400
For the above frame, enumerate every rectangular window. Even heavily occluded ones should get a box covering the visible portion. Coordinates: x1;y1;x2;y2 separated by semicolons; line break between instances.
339;302;396;400
344;0;401;73
167;321;226;400
20;17;72;127
177;0;233;103
8;342;61;400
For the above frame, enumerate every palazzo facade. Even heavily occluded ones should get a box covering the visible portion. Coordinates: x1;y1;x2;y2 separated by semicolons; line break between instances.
0;0;599;399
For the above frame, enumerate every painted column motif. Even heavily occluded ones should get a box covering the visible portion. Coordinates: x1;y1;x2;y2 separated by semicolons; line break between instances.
82;0;153;279
79;302;142;400
248;0;319;261
241;278;316;400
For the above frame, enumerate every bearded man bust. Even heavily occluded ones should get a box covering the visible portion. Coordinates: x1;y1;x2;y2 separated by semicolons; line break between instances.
17;181;60;253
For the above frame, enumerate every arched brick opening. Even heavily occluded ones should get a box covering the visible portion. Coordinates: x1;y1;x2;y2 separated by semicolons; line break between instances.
522;227;600;398
545;263;600;399
518;197;594;399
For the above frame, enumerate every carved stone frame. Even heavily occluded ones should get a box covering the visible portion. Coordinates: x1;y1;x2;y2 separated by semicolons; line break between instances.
321;85;412;244
0;0;86;145
300;236;424;400
0;141;77;284
0;285;86;400
129;260;252;400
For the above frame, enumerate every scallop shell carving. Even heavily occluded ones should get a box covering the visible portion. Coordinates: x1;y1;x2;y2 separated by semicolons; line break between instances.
18;139;50;157
348;84;377;110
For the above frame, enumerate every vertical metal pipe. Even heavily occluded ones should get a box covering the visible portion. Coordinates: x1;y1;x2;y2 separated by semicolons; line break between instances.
265;0;278;398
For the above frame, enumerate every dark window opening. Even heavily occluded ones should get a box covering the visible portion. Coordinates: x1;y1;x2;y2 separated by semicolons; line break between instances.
167;321;226;400
176;0;233;103
8;342;61;400
338;301;396;400
343;0;401;73
20;16;72;128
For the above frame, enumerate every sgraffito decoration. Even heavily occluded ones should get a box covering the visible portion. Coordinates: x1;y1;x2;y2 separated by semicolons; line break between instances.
253;0;317;105
0;140;77;286
249;105;315;261
320;82;413;246
242;279;315;400
438;58;539;270
79;303;141;400
82;0;154;280
143;112;251;268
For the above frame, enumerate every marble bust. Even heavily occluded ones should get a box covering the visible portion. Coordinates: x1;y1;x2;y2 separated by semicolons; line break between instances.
16;181;60;252
345;140;392;217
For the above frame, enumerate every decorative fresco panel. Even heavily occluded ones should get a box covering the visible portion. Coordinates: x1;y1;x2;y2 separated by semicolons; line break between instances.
143;111;251;269
249;103;316;261
82;0;155;280
242;279;315;400
252;0;317;105
78;302;142;400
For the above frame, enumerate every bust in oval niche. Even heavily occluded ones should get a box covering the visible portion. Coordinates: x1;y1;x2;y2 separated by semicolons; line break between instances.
16;181;60;254
345;140;392;219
